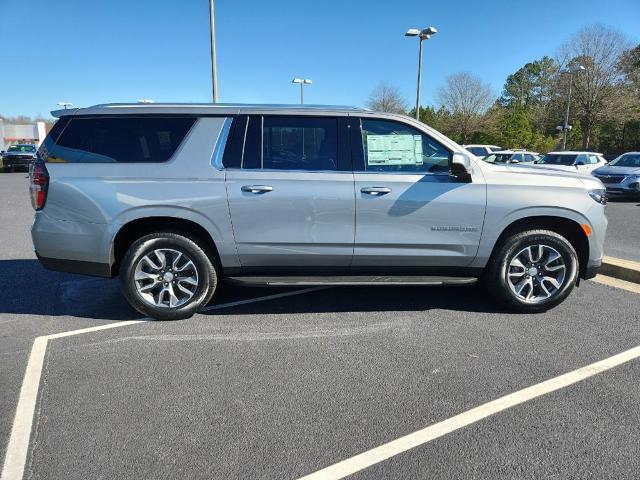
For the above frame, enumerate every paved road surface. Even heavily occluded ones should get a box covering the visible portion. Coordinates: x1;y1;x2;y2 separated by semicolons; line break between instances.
1;172;639;479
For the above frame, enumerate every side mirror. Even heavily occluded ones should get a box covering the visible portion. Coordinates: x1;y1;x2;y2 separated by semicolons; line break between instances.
450;152;472;183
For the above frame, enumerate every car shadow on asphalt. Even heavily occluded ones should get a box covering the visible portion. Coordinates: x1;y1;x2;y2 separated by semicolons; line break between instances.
0;259;508;320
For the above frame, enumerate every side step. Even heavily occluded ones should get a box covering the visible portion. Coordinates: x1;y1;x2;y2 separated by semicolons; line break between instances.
225;275;478;287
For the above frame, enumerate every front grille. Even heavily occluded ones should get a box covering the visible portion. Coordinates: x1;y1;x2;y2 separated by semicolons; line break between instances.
595;175;625;184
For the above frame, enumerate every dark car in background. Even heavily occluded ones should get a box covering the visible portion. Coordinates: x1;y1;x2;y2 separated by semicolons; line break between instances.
2;144;37;172
592;152;640;199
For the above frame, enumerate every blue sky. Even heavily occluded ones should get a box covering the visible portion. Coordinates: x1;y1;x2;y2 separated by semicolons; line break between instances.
1;0;638;118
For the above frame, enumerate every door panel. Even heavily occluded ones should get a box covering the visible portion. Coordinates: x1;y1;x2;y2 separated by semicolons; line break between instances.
353;173;486;266
224;115;355;268
226;171;355;267
351;117;486;268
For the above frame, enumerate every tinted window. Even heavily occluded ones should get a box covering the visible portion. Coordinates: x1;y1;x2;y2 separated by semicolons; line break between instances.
361;119;449;173
466;147;486;157
262;117;338;171
243;116;262;169
52;116;195;163
483;153;513;164
511;153;524;162
524;154;536;162
538;154;577;166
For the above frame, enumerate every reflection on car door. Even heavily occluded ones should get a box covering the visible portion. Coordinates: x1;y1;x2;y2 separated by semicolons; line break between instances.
351;117;486;268
225;115;355;268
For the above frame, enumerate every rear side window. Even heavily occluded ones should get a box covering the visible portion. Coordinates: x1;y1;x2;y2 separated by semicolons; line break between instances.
51;116;195;163
262;117;338;171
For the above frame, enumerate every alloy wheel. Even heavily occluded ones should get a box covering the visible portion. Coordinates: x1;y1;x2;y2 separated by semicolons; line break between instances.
134;248;199;308
506;244;566;304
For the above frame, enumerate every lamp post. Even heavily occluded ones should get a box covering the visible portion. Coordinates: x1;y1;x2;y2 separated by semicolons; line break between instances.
292;78;312;104
208;0;218;103
561;64;585;150
405;27;437;121
57;102;73;110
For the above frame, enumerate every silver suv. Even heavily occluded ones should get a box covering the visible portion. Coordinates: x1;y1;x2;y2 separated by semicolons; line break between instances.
31;103;607;320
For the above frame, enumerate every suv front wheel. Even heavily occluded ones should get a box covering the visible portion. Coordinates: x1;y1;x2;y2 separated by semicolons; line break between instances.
484;229;579;313
120;232;218;320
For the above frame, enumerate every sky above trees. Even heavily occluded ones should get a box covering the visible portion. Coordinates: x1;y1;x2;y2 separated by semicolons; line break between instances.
0;0;638;118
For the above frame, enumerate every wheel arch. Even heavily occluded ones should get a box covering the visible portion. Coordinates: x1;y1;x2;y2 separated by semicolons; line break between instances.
111;216;221;276
489;215;590;279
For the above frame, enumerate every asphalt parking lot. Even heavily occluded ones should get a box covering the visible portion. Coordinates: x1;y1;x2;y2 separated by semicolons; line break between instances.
1;172;639;479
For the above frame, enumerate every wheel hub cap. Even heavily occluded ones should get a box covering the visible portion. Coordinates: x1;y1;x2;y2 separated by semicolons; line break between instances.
134;248;199;309
507;244;566;304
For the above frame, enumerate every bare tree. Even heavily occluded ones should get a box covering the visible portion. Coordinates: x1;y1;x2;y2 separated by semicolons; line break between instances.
436;72;494;143
559;25;632;148
366;83;407;114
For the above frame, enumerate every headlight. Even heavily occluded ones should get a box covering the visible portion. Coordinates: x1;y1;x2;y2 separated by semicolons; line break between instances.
588;188;607;204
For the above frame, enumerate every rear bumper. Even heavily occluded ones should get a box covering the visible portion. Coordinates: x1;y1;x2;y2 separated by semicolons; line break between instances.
36;252;112;277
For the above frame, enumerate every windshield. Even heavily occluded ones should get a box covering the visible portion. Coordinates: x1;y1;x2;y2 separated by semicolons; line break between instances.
7;145;36;153
537;154;577;166
483;153;513;164
609;153;640;168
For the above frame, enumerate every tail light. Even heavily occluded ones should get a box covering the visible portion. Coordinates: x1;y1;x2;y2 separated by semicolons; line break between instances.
30;162;49;210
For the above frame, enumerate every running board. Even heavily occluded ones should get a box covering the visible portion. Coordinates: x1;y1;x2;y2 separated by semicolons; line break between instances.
225;275;478;287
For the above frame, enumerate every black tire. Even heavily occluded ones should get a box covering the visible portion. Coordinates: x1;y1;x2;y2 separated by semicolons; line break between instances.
483;229;579;313
120;232;218;320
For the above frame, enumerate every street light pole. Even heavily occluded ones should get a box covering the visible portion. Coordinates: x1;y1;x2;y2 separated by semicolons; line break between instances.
415;39;423;121
405;27;437;121
561;65;585;150
292;78;312;104
208;0;218;103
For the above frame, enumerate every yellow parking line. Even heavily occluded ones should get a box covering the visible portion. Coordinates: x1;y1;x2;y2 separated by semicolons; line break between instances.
591;274;640;294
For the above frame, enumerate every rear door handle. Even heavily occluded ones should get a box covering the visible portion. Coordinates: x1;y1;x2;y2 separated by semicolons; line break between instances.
360;187;391;196
241;185;273;194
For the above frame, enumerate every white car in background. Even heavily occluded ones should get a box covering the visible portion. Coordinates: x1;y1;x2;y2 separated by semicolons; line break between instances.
462;144;501;158
482;149;540;164
534;151;607;174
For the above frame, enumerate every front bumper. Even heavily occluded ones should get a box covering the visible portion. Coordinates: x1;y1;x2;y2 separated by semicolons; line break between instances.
595;176;640;196
584;258;602;280
3;157;34;169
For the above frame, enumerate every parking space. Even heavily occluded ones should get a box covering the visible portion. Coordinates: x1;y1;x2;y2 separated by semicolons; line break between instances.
605;199;640;262
1;172;639;479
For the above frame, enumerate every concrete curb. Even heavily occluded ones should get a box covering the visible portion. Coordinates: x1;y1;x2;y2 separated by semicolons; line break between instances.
600;256;640;284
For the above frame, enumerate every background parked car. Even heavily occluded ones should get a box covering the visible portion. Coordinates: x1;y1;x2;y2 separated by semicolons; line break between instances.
462;144;501;158
2;144;37;172
533;151;607;174
592;152;640;199
482;149;540;164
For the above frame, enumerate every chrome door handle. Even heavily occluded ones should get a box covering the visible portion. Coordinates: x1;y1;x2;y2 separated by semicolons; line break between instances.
241;185;273;194
360;187;391;196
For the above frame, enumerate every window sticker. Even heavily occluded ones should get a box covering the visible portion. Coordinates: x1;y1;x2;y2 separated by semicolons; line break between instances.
366;134;423;165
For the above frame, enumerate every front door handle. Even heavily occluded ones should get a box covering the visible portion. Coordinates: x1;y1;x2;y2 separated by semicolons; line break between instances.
361;186;391;196
241;185;273;194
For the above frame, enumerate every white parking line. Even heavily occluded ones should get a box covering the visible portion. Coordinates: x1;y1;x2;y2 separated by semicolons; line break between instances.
0;287;326;480
297;344;640;480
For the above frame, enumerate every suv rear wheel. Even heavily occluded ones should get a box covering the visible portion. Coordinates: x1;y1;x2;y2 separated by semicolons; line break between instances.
120;232;218;320
484;229;579;313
